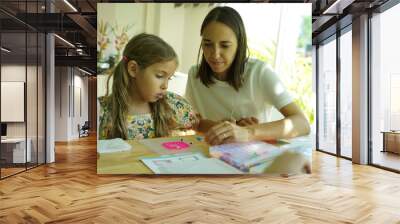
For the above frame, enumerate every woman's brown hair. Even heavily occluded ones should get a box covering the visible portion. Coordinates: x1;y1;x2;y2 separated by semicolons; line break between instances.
105;33;178;139
197;6;249;91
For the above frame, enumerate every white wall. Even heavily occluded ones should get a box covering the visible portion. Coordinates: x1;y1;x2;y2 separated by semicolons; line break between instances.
97;3;213;97
55;67;68;141
97;3;145;61
72;73;89;138
97;3;208;73
1;65;26;81
55;67;89;141
97;3;147;98
153;4;213;74
143;4;160;35
1;65;28;137
158;4;185;71
1;64;45;163
181;5;212;74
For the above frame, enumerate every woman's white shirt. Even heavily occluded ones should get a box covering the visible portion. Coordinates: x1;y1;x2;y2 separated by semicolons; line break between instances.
185;58;293;123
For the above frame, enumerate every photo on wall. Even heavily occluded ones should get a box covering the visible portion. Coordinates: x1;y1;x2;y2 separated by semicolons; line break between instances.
96;3;314;175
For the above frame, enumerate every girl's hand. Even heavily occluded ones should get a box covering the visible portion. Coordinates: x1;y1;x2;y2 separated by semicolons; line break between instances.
236;117;259;126
205;121;254;145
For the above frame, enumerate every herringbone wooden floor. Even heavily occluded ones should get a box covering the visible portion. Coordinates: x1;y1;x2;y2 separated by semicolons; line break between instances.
1;135;400;224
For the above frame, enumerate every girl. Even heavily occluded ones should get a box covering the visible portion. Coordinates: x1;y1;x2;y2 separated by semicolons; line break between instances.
99;33;198;140
185;6;310;145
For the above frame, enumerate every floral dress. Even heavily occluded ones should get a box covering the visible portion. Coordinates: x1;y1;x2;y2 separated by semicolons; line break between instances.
98;92;199;140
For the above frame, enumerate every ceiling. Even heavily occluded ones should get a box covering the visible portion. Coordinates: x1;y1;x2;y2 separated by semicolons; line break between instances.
0;0;396;75
0;0;97;74
311;0;390;44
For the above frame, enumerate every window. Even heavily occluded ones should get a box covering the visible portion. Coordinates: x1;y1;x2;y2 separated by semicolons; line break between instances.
0;1;47;179
339;28;352;158
371;2;400;171
317;36;337;154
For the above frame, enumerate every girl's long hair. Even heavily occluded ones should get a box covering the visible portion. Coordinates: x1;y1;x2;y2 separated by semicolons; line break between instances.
197;6;249;91
105;33;178;139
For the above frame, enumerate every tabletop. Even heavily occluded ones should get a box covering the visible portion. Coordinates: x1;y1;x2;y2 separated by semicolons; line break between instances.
97;135;313;175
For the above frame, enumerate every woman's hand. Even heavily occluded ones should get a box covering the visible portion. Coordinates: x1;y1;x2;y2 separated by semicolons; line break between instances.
263;150;311;176
205;121;254;145
236;117;259;126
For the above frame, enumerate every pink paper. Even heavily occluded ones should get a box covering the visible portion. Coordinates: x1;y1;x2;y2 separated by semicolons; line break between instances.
162;141;190;151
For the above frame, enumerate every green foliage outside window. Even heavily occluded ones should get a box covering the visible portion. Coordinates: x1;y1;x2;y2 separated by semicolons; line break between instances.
248;16;314;124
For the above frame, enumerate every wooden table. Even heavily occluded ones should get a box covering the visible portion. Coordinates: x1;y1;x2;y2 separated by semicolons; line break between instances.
97;135;209;174
381;131;400;154
97;135;313;175
1;138;32;164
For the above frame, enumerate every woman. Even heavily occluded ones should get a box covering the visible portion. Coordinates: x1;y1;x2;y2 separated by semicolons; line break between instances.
185;6;310;145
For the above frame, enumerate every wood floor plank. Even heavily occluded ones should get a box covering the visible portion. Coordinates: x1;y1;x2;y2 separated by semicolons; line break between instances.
0;135;400;223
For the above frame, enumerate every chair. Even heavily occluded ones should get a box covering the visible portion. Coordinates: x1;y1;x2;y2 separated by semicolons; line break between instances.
78;121;90;138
